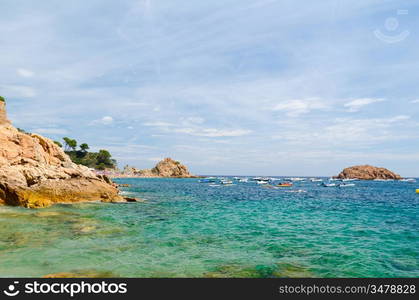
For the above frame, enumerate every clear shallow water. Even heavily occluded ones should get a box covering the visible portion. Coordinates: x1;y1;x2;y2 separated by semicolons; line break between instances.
0;178;418;278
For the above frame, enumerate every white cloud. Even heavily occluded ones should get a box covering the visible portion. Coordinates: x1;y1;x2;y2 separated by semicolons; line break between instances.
181;117;205;125
344;98;385;112
174;127;252;137
17;68;35;78
90;116;114;126
273;115;412;147
147;157;163;162
0;84;37;98
31;128;68;135
143;121;175;127
101;116;114;125
411;99;419;103
273;99;328;117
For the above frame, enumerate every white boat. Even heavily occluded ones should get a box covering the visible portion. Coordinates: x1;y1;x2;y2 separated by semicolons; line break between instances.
257;180;269;185
238;178;249;183
310;178;323;182
339;183;355;187
221;180;233;185
288;177;305;182
322;183;336;187
400;178;416;182
342;178;356;182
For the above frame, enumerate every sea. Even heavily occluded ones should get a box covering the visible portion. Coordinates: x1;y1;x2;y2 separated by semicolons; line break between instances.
0;177;418;278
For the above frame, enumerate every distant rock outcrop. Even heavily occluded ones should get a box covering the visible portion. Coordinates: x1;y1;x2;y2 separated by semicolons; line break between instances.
123;158;193;178
335;165;402;180
0;100;125;208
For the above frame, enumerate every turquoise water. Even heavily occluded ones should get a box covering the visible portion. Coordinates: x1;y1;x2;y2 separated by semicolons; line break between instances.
0;177;418;278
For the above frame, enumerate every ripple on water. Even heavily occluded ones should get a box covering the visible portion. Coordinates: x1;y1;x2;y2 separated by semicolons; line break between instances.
0;178;418;277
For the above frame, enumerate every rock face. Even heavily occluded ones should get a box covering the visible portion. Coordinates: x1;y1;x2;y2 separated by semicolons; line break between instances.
335;165;402;180
0;101;10;125
123;158;193;178
0;101;124;208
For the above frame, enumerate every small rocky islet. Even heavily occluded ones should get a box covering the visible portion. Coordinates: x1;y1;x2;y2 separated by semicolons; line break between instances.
121;158;194;178
334;165;402;180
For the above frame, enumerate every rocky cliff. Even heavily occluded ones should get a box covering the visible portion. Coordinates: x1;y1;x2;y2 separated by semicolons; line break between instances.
0;100;125;208
123;158;193;178
335;165;402;180
0;100;10;125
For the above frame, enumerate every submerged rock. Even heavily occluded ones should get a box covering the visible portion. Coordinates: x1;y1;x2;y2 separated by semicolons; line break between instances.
43;270;117;278
0;100;124;208
273;262;316;278
335;165;402;180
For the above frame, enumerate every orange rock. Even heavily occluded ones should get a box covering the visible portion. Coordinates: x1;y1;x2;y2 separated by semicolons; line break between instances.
0;101;124;208
335;165;402;180
123;158;193;178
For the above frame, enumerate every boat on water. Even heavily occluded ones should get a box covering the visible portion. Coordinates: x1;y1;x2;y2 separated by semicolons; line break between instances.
199;178;218;183
286;177;305;182
322;183;337;187
400;178;416;183
339;183;355;187
238;178;249;183
256;180;269;185
277;182;293;187
310;178;323;182
220;180;233;185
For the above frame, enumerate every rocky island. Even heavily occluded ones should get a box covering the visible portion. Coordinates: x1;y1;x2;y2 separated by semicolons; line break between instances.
122;158;194;178
335;165;402;180
0;99;127;208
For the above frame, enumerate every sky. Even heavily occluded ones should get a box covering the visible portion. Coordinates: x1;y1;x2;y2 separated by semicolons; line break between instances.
1;0;419;176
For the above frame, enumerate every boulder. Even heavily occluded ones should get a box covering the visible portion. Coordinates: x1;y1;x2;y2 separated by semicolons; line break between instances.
335;165;402;180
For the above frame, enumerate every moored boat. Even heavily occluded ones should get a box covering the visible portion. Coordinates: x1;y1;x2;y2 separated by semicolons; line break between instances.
277;182;293;187
339;183;355;187
322;183;337;187
400;178;416;183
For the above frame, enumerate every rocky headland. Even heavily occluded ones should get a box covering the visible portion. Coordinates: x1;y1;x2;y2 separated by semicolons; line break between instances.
335;165;402;180
0;100;129;208
122;158;194;178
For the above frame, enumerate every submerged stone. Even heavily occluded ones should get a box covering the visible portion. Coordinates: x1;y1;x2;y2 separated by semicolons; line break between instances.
43;270;117;278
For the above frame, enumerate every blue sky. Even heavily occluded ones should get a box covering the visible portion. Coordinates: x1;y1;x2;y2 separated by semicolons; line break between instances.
1;0;419;176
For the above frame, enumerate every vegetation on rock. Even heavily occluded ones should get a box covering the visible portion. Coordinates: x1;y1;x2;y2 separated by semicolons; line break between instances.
62;138;116;170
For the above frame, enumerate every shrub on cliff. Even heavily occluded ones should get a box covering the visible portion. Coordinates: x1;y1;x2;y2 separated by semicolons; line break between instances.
65;149;116;170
